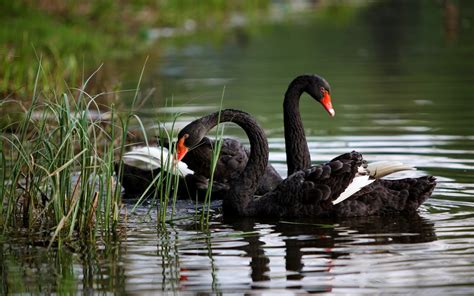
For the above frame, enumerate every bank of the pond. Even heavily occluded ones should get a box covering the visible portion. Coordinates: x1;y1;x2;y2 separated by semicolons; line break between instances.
0;1;269;100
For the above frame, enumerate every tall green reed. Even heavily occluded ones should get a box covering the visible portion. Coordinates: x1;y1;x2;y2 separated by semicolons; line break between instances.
0;59;137;242
109;60;188;227
199;88;226;227
120;94;224;228
158;116;182;225
126;116;183;226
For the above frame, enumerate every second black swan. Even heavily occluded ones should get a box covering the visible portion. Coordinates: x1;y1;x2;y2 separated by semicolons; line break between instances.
176;109;436;217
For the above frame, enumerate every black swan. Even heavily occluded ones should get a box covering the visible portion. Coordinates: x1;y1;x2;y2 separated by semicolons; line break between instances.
282;74;420;178
117;134;281;199
117;74;336;198
176;109;436;217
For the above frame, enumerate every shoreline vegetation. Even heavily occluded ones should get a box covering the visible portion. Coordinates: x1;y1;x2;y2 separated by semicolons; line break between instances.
0;0;266;243
1;63;135;244
0;59;223;244
1;0;269;99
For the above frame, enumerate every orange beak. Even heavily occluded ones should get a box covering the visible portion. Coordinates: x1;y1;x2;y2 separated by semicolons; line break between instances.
321;91;335;117
176;135;189;161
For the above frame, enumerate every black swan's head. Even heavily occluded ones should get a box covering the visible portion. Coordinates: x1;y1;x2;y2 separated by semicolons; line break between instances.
176;119;210;161
288;74;335;117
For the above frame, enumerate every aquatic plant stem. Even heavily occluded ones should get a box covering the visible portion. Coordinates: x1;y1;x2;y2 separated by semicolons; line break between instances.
200;86;226;227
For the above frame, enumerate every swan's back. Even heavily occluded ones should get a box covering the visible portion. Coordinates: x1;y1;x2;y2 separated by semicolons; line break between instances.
248;151;436;218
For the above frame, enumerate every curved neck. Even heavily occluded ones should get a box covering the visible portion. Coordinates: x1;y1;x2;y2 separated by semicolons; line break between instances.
283;77;311;176
198;109;268;215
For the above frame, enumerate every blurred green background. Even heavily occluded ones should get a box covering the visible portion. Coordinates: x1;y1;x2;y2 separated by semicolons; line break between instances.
1;0;473;137
0;0;269;98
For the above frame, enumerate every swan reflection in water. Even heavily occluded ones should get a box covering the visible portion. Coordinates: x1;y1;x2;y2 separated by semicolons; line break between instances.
173;213;436;292
228;214;436;285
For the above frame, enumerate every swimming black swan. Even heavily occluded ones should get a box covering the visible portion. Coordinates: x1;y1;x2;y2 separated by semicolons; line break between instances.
117;74;336;198
176;109;436;217
117;134;281;199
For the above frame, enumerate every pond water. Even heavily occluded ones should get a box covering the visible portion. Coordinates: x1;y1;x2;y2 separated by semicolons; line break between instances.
2;0;474;294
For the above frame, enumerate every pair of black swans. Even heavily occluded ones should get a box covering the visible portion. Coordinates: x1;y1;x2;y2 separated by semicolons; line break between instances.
119;74;436;217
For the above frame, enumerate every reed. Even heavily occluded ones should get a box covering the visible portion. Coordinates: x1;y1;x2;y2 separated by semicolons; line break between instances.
120;94;226;228
149;118;182;226
0;60;133;242
122;100;186;226
0;56;230;242
199;88;226;227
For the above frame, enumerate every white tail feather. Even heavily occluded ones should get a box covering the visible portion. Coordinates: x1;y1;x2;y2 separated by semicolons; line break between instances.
123;147;194;176
367;161;415;179
332;175;375;205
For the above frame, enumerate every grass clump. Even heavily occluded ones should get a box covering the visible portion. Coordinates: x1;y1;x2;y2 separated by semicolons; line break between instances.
0;56;229;243
0;61;128;241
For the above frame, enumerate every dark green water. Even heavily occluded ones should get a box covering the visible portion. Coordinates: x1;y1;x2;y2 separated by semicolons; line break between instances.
2;1;474;294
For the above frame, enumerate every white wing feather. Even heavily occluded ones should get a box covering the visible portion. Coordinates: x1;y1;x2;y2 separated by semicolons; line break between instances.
332;175;375;205
367;161;415;179
331;160;416;205
123;147;194;176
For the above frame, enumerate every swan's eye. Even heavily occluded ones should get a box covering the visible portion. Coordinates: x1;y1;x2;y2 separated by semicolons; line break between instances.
182;133;191;146
320;87;326;94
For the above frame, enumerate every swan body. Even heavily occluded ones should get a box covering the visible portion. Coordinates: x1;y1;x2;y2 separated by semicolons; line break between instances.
117;137;281;199
176;109;436;218
250;151;435;217
178;136;281;195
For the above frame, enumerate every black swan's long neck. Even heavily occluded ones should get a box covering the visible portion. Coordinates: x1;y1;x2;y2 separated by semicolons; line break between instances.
197;109;268;215
284;77;311;176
